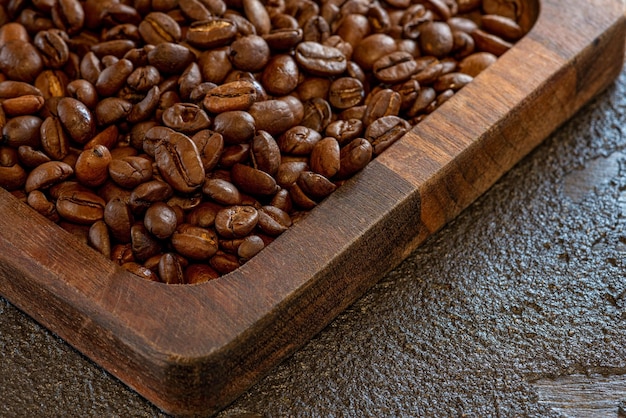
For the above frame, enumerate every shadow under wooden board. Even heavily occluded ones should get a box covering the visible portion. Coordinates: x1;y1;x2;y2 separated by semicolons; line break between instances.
0;0;625;416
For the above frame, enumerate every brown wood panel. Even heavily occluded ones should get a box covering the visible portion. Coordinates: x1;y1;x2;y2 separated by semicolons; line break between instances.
0;0;625;415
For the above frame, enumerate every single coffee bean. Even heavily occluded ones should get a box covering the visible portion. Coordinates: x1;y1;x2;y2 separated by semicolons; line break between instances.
471;29;513;57
297;170;337;201
0;40;44;83
0;163;27;191
261;54;299;96
56;189;105;224
295;41;347;76
203;80;258;114
278;125;322;155
122;262;160;281
365;115;411;155
56;97;96;144
458;52;498;77
231;163;279;196
138;11;182;45
185;18;238;49
184;263;220;284
129;179;174;214
325;118;363;145
27;189;59;222
147;42;195;75
95;97;133;126
352;33;397;71
153;128;205;193
202;178;242;205
372;50;419;83
310;136;340;178
130;223;162;261
104;197;134;243
171;223;219;260
34;29;70;69
17;145;51;168
144;201;178;239
214;205;259;239
1;94;45;116
161;102;212;134
419;21;454;58
230;35;271;73
191;129;224;171
88;220;111;258
337;137;372;179
250;130;281;176
328;77;364;109
248;99;298;136
300;97;332;132
51;0;85;35
276;160;309;188
108;155;153;189
212;110;256;144
24;160;73;192
363;88;402;126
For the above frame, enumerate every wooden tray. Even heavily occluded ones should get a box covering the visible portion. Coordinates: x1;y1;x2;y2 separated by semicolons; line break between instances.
1;0;625;415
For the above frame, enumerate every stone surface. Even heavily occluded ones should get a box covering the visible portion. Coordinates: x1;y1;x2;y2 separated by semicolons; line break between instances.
1;65;626;417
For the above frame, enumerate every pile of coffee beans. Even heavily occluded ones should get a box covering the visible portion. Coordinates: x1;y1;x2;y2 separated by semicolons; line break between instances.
0;0;531;284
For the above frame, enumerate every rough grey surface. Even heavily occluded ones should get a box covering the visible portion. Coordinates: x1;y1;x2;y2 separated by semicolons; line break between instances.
1;65;625;417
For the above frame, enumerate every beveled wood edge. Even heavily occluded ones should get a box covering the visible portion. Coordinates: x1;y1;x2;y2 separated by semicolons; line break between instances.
0;0;625;415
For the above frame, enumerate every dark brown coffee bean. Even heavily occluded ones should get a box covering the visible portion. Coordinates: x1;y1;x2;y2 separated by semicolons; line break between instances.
127;85;161;123
24;160;73;192
230;35;271;73
190;129;224;171
129;179;174;214
17;145;51;168
185;18;238;49
0;40;43;83
231;163;279;196
352;33;397;71
219;143;250;168
131;223;162;261
88;220;111;258
170;223;220;261
209;251;240;274
1;94;45;116
51;0;84;35
147;42;195;75
144;201;178;239
66;79;98;109
161;103;211;134
419;21;454;58
365;115;411;155
33;30;69;69
458;52;498;77
471;29;513;57
56;189;105;224
276;160;309;188
407;86;436;117
178;62;202;101
337;137;372;178
300;97;332;132
310;137;340;178
0;80;43;98
202;178;242;205
248;99;298;136
179;0;212;21
433;72;473;92
262;28;303;51
328;77;364;109
27;189;59;222
295;41;347;76
257;205;291;236
325;118;363;145
203;80;258;113
108;156;153;189
126;65;161;92
111;243;135;265
153;129;205;193
363;88;401;126
104;197;134;243
121;262;160;282
261;54;299;96
56;97;95;144
288;182;317;210
95;97;133;126
214;205;258;239
372;51;419;83
212;110;256;144
250;130;281;176
278;125;322;155
0;163;27;190
138;12;182;45
74;145;112;188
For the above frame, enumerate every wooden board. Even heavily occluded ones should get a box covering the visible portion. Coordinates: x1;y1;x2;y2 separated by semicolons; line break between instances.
1;0;625;415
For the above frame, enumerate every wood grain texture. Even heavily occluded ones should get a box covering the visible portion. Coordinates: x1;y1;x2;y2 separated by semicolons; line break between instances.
1;0;625;416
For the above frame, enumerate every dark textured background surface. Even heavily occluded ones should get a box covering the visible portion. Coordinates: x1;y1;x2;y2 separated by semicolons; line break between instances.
1;62;626;417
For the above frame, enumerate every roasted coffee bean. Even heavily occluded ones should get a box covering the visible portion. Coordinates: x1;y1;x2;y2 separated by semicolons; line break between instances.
214;205;258;239
433;72;473;92
278;125;322;155
203;178;242;205
219;143;250;168
250;130;281;176
300;97;332;132
122;262;160;281
131;223;162;261
352;34;398;71
0;40;43;83
27;189;59;222
363;88;401;126
184;263;220;284
3;115;42;148
24;160;73;192
108;156;153;189
310;136;340;178
56;97;96;144
144;201;178;239
261;54;299;96
66;79;98;109
0;163;27;190
0;80;42;98
138;12;182;45
365;115;411;155
153;129;205;193
104;198;134;243
230;35;271;72
203;80;258;113
56;189;105;224
325;119;363;145
297;170;336;200
51;0;84;35
18;145;51;168
337;137;372;178
161;102;211;134
231;163;279;196
212;110;256;144
471;29;513;57
295;41;347;76
191;129;224;171
328;77;364;109
1;94;45;116
88;220;111;258
248;99;298;136
171;223;219;260
129;179;174;214
95;97;133;126
185;18;237;49
34;30;70;69
147;42;195;75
